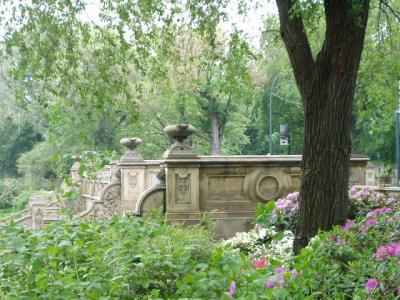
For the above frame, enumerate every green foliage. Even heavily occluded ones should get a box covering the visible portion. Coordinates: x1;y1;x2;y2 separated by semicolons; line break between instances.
353;2;400;163
0;216;216;299
0;117;42;176
17;141;57;187
0;178;20;209
12;189;32;211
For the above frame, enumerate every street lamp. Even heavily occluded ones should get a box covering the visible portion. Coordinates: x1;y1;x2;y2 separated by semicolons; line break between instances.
268;74;300;155
396;81;400;186
268;74;281;154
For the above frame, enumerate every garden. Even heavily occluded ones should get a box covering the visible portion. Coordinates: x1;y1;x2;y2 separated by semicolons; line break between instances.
0;185;398;299
0;0;400;299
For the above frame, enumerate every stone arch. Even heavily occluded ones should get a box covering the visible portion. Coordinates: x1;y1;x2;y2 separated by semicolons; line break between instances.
135;186;166;217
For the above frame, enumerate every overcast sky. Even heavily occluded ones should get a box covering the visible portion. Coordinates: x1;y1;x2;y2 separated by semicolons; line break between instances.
1;1;278;48
81;0;278;48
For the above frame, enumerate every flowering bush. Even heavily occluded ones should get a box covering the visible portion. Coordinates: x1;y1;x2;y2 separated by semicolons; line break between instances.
255;192;300;232
256;186;399;235
224;225;294;262
348;185;399;217
178;200;400;299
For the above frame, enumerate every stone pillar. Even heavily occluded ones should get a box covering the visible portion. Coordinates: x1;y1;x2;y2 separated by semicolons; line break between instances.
163;124;201;224
118;138;147;213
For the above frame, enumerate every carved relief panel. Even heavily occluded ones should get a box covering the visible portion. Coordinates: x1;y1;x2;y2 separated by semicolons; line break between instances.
208;176;245;201
175;173;191;204
165;166;199;213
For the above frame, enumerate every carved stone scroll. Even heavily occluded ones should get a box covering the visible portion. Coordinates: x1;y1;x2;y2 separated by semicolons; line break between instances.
78;182;121;221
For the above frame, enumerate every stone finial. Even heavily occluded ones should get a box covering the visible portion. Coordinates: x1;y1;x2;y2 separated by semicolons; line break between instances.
120;137;144;163
163;124;198;159
70;155;81;172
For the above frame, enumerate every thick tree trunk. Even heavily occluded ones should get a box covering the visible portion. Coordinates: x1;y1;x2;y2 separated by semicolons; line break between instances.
275;0;370;253
211;110;222;155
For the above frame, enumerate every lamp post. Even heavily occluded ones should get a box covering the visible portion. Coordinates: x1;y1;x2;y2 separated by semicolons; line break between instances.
268;74;281;154
268;74;300;155
396;81;400;186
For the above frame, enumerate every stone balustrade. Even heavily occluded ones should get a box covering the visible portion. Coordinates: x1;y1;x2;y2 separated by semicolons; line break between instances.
7;124;369;238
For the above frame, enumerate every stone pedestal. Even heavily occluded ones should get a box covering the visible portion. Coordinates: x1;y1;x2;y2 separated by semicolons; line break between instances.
165;164;201;222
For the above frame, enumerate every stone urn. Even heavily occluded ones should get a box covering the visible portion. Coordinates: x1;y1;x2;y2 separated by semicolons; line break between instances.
163;124;198;159
120;137;144;163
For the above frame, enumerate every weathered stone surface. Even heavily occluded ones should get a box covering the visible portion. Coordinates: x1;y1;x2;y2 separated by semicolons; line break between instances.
120;137;144;163
163;124;199;159
136;186;165;217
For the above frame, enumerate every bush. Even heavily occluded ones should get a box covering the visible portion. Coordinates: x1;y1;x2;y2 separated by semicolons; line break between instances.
12;189;33;211
0;178;20;209
0;215;216;299
178;205;400;299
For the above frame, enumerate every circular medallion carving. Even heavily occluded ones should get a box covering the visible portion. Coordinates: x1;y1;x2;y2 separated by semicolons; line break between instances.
257;176;279;199
243;169;292;202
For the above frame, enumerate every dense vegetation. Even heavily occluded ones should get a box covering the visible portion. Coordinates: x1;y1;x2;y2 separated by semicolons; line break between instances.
0;187;398;299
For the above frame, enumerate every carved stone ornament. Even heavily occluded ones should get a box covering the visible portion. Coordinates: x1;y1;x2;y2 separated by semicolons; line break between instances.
163;124;198;159
64;198;84;215
156;167;166;187
175;173;191;204
120;137;144;163
89;183;121;221
70;155;81;172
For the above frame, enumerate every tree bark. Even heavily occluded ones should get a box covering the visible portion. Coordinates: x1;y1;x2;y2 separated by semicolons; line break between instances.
211;109;222;155
275;0;370;253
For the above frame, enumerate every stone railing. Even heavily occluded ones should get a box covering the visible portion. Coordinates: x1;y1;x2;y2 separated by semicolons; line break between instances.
6;124;369;238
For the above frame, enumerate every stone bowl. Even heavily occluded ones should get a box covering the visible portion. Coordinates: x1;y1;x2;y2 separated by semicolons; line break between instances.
120;137;143;150
164;124;197;139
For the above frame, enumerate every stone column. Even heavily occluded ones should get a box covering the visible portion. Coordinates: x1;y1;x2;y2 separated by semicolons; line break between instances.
163;124;201;224
118;138;147;213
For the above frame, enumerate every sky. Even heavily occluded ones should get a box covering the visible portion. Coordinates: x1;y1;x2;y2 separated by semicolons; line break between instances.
0;1;278;49
81;0;278;48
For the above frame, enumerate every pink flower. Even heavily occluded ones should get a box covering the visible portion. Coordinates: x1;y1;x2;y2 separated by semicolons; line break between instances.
275;277;285;284
290;202;299;214
375;242;400;260
365;278;379;292
252;258;268;269
225;281;236;298
276;199;290;210
275;267;286;274
266;280;275;288
367;207;393;217
291;269;298;278
336;239;345;246
375;246;388;260
341;219;356;232
359;226;367;234
254;223;262;229
366;218;377;226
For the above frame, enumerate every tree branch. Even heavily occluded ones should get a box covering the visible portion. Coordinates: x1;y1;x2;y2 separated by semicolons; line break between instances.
380;0;400;22
275;0;316;101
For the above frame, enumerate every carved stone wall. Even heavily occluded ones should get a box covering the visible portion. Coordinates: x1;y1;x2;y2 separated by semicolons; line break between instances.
165;155;369;237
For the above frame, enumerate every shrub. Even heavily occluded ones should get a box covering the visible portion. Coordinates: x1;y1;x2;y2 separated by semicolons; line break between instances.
255;192;300;232
348;185;399;218
12;189;33;210
0;178;20;209
0;216;216;299
178;206;400;299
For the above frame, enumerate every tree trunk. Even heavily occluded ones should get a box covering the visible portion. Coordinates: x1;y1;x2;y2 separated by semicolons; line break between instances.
275;0;370;253
211;110;222;155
